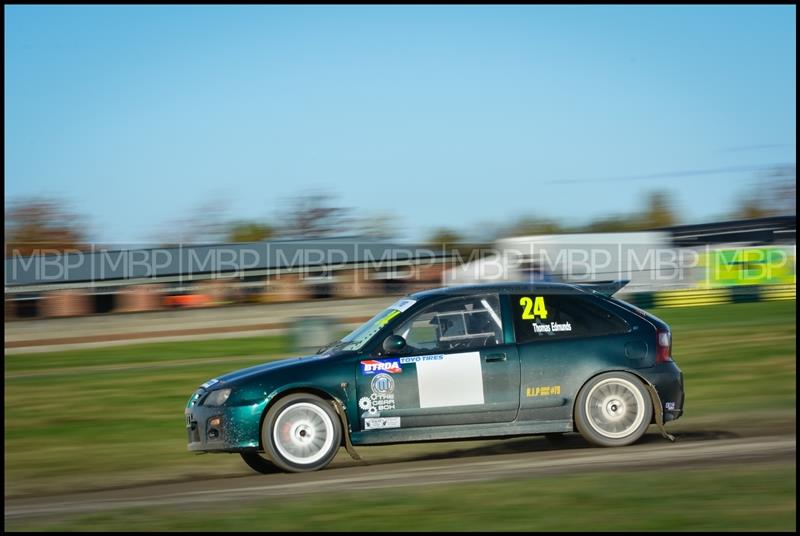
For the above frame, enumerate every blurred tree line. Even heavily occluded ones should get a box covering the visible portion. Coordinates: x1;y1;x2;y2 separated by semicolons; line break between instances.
732;164;796;219
5;165;795;256
424;165;796;246
4;198;90;256
152;191;398;245
434;190;678;246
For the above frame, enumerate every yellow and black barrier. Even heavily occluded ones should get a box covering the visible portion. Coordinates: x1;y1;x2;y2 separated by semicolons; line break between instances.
624;284;796;309
655;288;732;308
759;284;797;301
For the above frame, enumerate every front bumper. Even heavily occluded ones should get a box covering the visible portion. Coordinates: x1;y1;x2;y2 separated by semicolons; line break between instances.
185;400;265;453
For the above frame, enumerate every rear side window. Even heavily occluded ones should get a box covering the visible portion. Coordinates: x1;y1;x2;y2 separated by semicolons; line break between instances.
511;294;629;343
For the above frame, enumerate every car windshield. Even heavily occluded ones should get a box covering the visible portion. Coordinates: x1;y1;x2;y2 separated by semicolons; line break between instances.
325;298;417;352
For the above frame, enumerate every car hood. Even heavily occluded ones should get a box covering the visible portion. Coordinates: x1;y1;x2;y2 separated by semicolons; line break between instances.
212;353;328;386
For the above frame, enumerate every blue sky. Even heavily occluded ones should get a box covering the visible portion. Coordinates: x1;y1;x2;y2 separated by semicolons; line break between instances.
4;5;796;244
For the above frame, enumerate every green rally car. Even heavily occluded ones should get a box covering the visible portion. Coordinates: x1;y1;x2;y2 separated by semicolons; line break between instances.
185;281;684;473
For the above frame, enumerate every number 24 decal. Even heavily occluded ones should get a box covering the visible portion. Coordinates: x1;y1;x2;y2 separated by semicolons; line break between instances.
520;296;548;319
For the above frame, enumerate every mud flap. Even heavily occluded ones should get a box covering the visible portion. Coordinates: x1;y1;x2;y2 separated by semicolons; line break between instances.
331;398;363;462
643;381;676;442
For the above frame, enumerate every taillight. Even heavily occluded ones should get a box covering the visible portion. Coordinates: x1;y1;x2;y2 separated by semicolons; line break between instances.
656;329;672;363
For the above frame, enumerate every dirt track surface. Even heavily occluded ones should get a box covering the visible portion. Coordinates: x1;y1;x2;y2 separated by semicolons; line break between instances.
5;432;795;520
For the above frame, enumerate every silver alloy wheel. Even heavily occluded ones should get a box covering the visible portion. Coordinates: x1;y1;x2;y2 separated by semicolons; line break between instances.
584;377;646;439
272;402;335;465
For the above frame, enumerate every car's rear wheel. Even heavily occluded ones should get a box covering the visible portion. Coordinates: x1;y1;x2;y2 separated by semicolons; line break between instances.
574;372;652;447
240;451;279;474
262;393;342;472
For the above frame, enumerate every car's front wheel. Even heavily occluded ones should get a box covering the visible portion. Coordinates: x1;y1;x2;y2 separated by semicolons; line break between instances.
261;393;342;472
574;372;652;447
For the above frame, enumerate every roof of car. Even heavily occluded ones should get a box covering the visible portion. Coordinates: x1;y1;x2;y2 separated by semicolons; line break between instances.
409;282;588;300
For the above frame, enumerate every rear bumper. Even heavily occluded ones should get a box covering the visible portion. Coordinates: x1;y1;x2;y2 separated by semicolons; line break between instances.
639;362;685;422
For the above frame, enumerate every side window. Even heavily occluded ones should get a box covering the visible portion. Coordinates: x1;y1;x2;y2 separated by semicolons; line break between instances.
392;295;503;353
512;294;629;344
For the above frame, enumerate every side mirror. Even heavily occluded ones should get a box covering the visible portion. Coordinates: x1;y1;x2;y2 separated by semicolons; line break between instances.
382;334;406;354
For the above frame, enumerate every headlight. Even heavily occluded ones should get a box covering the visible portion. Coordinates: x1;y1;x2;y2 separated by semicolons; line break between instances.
203;388;231;407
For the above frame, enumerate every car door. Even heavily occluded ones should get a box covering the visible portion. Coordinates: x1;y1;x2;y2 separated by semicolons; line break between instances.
511;293;632;423
355;294;520;431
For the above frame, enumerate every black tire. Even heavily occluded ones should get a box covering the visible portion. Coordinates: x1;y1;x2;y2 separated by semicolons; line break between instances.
240;451;280;474
261;393;342;472
574;372;652;447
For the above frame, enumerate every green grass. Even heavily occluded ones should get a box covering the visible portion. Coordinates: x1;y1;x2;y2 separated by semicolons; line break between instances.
4;336;295;497
6;462;796;532
4;300;796;498
4;334;292;372
653;300;796;416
